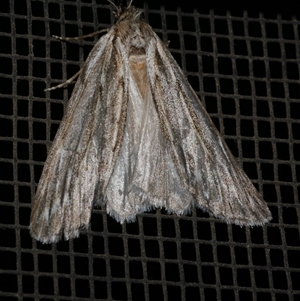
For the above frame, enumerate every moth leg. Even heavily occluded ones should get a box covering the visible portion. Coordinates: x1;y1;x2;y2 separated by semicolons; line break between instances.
44;29;109;92
52;28;108;42
44;69;81;92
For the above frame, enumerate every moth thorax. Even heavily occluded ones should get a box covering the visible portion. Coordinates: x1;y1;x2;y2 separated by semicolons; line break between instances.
129;26;147;47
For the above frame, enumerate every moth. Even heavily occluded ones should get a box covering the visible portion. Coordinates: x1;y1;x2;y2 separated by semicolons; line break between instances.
30;2;272;243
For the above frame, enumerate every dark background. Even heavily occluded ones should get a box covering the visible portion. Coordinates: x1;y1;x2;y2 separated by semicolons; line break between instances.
0;0;299;301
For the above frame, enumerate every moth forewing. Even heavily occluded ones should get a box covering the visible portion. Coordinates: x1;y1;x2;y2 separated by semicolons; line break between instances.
30;5;271;243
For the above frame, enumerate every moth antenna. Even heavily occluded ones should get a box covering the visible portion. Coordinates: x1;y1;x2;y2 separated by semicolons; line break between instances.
128;0;133;8
107;0;118;10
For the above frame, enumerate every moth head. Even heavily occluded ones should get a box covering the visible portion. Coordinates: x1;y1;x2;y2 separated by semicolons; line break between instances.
108;0;143;22
109;1;151;50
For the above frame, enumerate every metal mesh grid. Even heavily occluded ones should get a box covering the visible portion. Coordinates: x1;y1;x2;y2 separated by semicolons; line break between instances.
0;0;299;300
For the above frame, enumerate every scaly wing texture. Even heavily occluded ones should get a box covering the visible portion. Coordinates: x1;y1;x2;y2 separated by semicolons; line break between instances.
103;20;196;223
31;11;271;243
104;66;195;223
30;31;129;243
100;24;271;226
144;36;271;226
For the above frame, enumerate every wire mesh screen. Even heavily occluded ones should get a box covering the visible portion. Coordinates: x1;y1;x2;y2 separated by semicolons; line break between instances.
0;0;300;300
